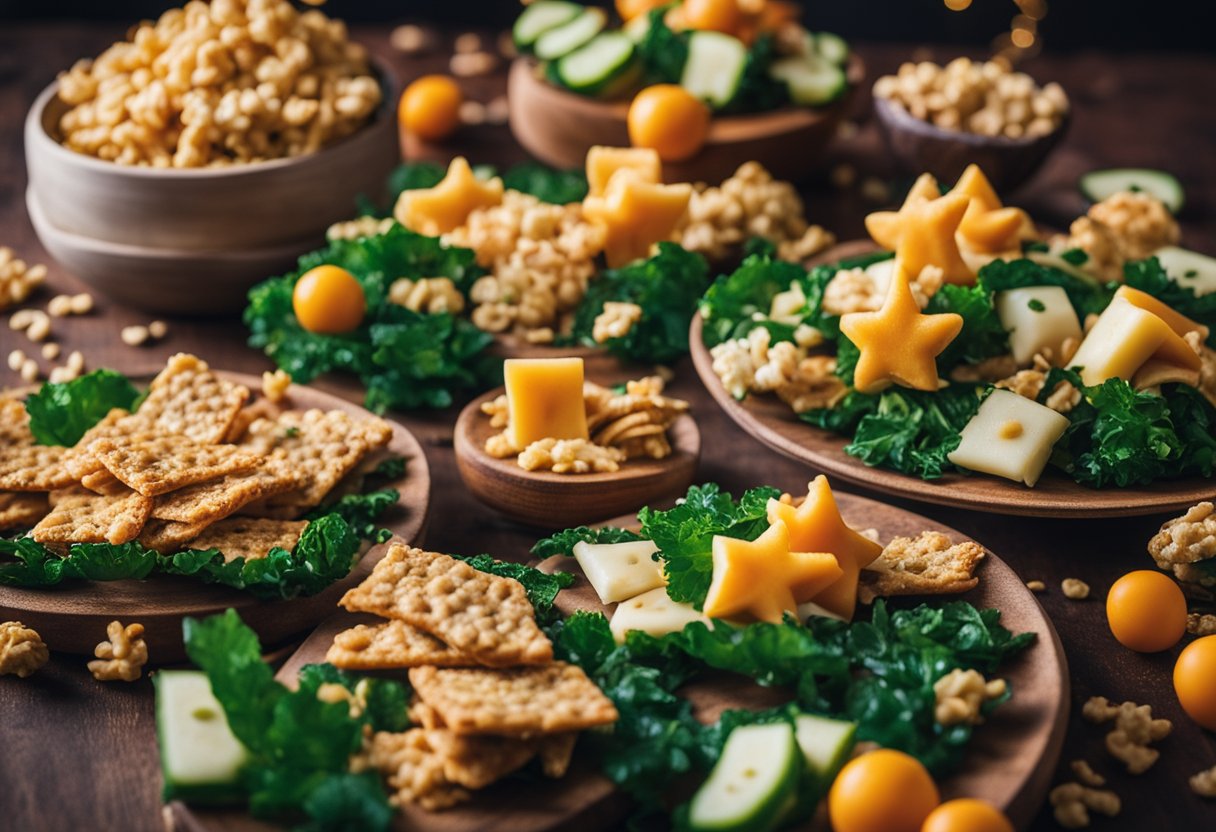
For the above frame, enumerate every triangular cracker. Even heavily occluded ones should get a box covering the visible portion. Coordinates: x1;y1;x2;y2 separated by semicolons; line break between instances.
31;487;152;549
326;620;471;670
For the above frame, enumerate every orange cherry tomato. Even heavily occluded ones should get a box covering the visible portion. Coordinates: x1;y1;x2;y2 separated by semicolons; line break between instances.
616;0;668;21
1175;635;1216;730
627;84;711;162
922;798;1014;832
682;0;744;35
1105;570;1187;653
292;265;365;334
398;75;463;142
829;749;941;832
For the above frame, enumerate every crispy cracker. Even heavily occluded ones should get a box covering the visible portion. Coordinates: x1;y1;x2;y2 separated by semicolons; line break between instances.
186;517;308;562
91;436;260;497
425;730;541;790
326;620;471;670
241;409;393;510
0;492;49;531
408;663;618;735
366;730;470;811
30;487;152;548
151;455;302;524
80;469;131;497
340;544;552;667
858;531;986;604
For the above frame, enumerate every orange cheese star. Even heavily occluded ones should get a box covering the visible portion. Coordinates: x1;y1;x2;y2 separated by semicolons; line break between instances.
582;169;691;267
839;258;964;393
394;156;504;235
864;172;941;250
767;476;884;620
703;521;843;624
948;164;1033;254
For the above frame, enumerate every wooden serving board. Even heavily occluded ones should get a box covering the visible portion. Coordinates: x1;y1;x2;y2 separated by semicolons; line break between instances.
0;371;431;662
690;243;1216;517
174;492;1067;832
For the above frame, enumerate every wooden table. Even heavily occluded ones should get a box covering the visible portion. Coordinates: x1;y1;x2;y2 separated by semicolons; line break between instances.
2;22;1214;832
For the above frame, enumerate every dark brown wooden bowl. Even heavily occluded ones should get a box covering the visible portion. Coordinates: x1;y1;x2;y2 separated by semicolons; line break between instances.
507;55;865;184
872;95;1068;193
454;387;700;528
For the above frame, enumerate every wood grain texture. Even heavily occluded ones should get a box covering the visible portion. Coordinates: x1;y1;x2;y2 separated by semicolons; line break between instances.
0;25;1214;832
453;386;700;527
0;371;431;661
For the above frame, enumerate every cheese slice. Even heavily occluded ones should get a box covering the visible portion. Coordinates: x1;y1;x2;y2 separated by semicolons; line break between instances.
586;146;661;197
947;388;1070;486
610;586;708;643
573;539;663;604
503;357;589;449
995;286;1082;365
1069;296;1200;386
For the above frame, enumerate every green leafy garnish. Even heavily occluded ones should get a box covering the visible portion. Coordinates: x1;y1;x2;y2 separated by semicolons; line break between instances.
563;243;710;363
244;224;496;412
23;369;142;446
455;554;574;624
530;526;645;558
638;484;780;608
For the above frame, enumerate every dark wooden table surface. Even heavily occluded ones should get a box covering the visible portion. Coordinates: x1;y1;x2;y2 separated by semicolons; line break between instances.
2;21;1215;832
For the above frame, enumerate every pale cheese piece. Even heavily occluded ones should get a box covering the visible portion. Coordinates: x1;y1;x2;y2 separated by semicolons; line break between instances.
1069;296;1199;386
947;389;1070;487
1154;246;1216;298
995;286;1083;365
503;357;589;449
572;539;663;604
610;586;708;643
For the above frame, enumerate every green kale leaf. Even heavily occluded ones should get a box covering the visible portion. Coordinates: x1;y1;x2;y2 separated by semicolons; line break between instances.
23;369;142;446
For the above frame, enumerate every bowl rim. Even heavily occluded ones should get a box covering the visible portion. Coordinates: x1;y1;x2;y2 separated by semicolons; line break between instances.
26;58;397;180
872;93;1070;148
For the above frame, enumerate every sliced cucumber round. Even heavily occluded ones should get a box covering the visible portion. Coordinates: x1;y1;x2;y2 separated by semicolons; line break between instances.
681;30;749;109
554;32;637;96
688;722;801;832
1155;246;1216;297
534;7;607;62
814;32;850;66
514;1;584;51
1080;168;1184;213
769;55;847;107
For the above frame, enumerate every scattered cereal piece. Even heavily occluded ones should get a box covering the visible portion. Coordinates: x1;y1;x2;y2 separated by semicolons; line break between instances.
1071;760;1105;788
1191;765;1216;798
1062;578;1091;599
1049;782;1120;829
1187;612;1216;636
121;325;150;347
450;51;497;78
0;621;49;678
87;620;148;682
933;668;1006;726
1027;580;1047;592
261;369;292;403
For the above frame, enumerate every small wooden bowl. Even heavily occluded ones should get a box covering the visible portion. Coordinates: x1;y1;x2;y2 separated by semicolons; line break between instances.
873;95;1068;193
507;56;865;184
454;387;700;528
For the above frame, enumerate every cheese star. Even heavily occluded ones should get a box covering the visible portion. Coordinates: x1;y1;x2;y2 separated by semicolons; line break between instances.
864;172;941;250
948;164;1033;254
582;169;691;267
394;156;504;236
703;521;843;624
839;257;963;393
767;476;883;621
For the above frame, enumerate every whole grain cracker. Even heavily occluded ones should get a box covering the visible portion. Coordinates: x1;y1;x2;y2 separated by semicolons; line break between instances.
31;487;152;548
151;456;303;524
0;492;49;531
408;662;618;735
859;531;985;604
326;620;470;670
91;436;260;497
340;544;552;666
186;517;308;562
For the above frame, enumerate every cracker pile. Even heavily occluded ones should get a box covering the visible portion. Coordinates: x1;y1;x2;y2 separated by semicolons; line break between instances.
0;354;392;561
335;543;618;809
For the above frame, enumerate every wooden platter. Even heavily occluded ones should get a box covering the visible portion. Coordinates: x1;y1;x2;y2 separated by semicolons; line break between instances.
172;491;1067;832
0;371;431;662
453;387;700;528
691;242;1216;518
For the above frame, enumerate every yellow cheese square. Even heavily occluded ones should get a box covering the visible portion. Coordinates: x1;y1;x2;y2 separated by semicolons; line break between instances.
504;358;589;449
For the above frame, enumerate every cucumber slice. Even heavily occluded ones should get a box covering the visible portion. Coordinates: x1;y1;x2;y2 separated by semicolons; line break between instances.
769;55;847;107
814;32;850;66
688;722;801;832
535;7;607;62
514;2;584;50
781;714;857;825
1155;246;1216;297
1080;168;1184;213
554;32;638;96
681;31;749;109
155;670;249;805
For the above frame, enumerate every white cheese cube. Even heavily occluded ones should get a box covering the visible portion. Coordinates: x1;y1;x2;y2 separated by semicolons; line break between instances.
610;586;709;643
947;388;1070;487
1155;246;1216;297
573;539;663;604
995;286;1083;365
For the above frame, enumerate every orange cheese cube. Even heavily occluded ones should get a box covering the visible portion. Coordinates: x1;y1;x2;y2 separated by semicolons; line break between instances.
582;169;691;267
394;156;503;236
586;146;662;197
503;357;589;449
1113;285;1210;341
1069;296;1201;386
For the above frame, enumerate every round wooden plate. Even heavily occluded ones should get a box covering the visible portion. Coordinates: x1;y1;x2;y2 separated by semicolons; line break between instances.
691;242;1216;518
453;387;700;528
0;371;431;662
174;492;1066;832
